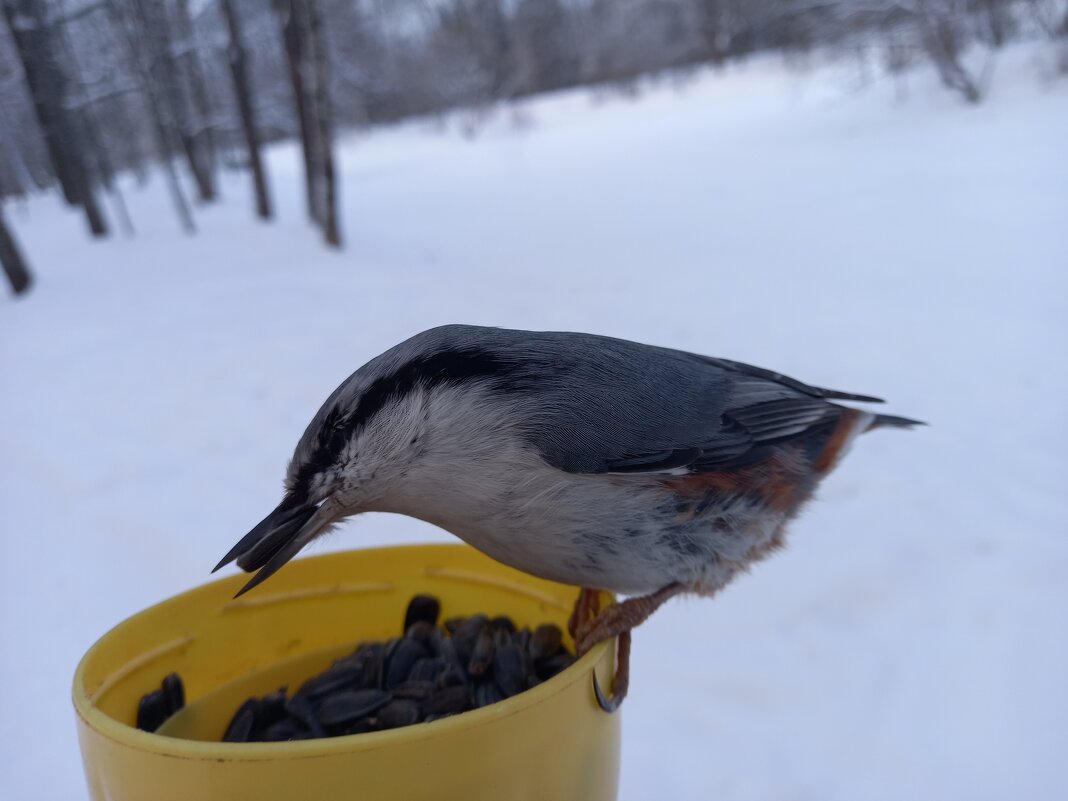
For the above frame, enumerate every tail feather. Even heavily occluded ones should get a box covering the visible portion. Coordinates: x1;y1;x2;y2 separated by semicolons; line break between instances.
866;413;926;431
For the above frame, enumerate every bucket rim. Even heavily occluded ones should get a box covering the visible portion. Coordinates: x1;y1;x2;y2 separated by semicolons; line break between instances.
72;543;614;760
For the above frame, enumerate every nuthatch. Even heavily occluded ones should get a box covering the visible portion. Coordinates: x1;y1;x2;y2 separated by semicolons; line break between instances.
215;325;920;710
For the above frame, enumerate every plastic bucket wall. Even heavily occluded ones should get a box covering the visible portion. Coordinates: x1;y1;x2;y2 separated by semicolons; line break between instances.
73;544;620;801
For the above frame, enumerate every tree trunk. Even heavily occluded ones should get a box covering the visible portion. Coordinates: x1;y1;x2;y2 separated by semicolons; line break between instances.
0;113;35;197
305;0;340;246
220;0;272;220
2;0;108;236
0;205;32;296
2;0;77;203
51;6;134;234
175;0;218;200
922;14;982;103
139;0;215;202
275;0;320;223
122;0;198;231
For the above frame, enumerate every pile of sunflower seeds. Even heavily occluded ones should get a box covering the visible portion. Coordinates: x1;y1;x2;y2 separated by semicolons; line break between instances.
136;672;185;732
135;594;574;741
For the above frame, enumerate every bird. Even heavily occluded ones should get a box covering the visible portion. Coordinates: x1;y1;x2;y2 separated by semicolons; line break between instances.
214;324;921;711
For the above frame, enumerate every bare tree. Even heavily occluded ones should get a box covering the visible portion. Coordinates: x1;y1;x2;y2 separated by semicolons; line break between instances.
512;0;580;94
972;0;1016;48
916;0;983;103
0;101;37;198
173;0;218;200
1023;0;1068;72
0;202;31;296
0;0;1050;224
694;0;747;65
53;1;135;234
274;0;320;223
273;0;339;244
306;0;339;246
2;0;107;236
138;0;214;202
109;0;196;233
219;0;272;220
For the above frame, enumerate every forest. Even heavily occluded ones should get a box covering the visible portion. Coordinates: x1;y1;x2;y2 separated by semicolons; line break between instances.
2;0;1066;295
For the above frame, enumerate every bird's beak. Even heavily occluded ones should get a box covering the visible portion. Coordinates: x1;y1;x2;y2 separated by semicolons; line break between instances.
212;498;335;598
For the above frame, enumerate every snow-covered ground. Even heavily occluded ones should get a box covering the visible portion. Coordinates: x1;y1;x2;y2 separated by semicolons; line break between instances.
2;43;1066;801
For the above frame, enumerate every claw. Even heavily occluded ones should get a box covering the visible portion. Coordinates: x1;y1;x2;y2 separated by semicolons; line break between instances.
591;628;631;713
592;671;625;713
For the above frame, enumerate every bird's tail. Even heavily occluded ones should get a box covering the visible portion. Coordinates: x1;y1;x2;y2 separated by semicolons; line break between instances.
866;413;926;431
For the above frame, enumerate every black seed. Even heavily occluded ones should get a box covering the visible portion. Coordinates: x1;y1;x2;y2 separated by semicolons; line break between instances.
161;673;185;716
296;665;361;699
318;689;392;727
455;614;488;641
404;594;441;631
490;615;516;635
285;695;326;738
437;662;467;689
384;636;401;656
530;624;563;660
378;699;421;729
344;717;382;735
392;680;436;702
426;685;471;716
405;620;435;644
534;652;575;682
426;628;445;657
408;657;446;684
474;681;504;708
214;594;578;741
437;637;463;672
136;689;169;733
259;689;288;727
467;630;495;678
262;719;302;742
493;644;527;698
385;638;427;689
354;642;384;689
450;633;474;670
223;699;259;742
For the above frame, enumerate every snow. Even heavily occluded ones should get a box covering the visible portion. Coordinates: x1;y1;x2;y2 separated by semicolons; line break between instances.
3;43;1067;800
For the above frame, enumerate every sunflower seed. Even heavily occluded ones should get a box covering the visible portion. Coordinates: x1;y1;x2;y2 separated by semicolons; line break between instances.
318;689;392;727
378;699;421;729
161;673;185;716
529;624;563;660
222;699;259;742
136;689;169;733
404;594;441;631
493;644;527;698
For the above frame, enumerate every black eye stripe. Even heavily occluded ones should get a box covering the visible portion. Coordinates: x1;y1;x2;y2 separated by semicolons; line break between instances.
294;347;527;492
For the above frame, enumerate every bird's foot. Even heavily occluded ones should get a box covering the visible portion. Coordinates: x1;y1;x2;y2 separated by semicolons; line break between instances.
574;582;682;655
575;582;684;713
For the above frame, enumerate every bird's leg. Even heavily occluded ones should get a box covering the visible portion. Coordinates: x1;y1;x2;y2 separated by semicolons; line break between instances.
575;582;683;713
568;586;602;640
575;582;682;655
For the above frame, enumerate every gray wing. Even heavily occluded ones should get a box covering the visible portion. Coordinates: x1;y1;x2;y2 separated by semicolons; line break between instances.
498;330;881;475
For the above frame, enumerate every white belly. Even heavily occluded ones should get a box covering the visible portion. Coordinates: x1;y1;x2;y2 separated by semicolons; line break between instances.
376;443;786;596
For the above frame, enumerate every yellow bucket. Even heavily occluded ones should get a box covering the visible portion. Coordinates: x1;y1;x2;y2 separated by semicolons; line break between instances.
73;543;620;801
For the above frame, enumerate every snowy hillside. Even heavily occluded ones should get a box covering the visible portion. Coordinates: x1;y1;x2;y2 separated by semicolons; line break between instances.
2;44;1066;800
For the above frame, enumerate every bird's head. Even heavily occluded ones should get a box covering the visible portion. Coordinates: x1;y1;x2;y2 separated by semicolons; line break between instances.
212;327;524;596
212;357;433;597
